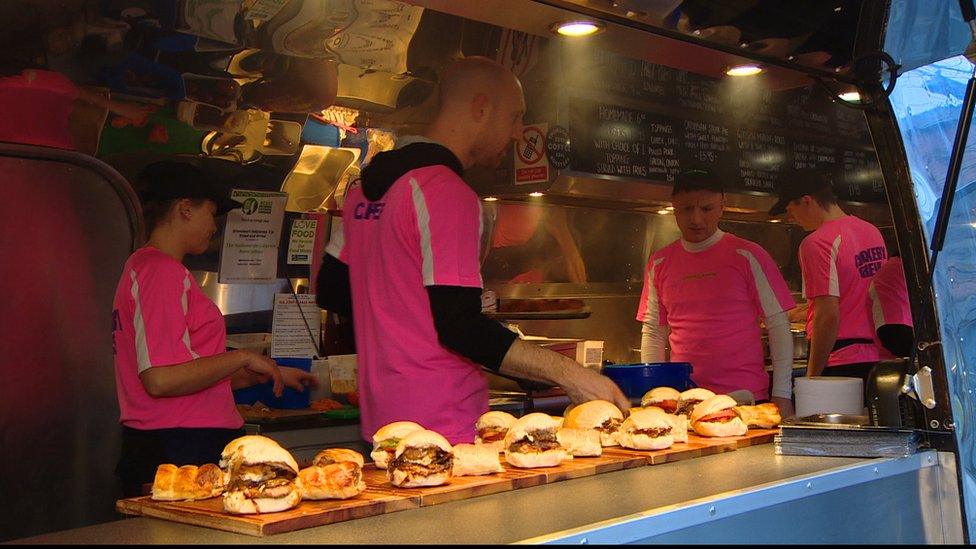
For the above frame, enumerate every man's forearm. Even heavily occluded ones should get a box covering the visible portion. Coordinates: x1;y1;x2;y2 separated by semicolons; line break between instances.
807;308;839;376
498;339;575;385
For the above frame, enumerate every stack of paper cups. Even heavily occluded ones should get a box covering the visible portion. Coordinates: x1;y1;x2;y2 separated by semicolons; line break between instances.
794;376;864;417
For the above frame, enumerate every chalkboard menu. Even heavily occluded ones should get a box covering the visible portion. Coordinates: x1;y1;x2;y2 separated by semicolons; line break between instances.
559;48;884;202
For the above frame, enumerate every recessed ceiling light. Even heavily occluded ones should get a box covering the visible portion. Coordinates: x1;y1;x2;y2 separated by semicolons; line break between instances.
839;91;862;102
551;20;604;37
483;196;498;202
656;209;671;215
664;206;674;211
726;64;763;77
529;192;545;197
769;219;782;223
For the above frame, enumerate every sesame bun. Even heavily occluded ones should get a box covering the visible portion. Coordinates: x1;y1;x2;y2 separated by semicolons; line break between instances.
371;421;425;444
563;400;624;430
616;409;674;450
640;387;680;407
394;429;453;457
476;411;517;431
219;435;298;475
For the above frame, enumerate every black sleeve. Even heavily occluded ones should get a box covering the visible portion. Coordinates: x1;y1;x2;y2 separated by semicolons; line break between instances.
315;253;353;318
877;324;914;358
427;286;518;371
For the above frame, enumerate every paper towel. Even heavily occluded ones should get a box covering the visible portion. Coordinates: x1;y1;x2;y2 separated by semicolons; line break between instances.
794;376;864;417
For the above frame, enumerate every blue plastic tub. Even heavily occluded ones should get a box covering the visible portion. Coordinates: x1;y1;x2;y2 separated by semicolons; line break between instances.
601;362;695;399
233;357;312;409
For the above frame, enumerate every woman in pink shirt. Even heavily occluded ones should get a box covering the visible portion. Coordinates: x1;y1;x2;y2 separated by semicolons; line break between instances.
112;161;316;496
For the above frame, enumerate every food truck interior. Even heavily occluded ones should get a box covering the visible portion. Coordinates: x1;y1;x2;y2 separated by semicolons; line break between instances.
0;0;973;543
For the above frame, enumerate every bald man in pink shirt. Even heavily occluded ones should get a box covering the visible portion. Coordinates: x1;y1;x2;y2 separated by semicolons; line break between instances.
639;169;796;416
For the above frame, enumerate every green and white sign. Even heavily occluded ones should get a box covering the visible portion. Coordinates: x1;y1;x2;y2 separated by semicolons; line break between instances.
286;218;318;265
218;189;288;283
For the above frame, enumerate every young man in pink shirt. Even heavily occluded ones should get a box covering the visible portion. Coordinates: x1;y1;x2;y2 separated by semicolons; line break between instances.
638;170;797;415
769;170;887;383
316;57;628;444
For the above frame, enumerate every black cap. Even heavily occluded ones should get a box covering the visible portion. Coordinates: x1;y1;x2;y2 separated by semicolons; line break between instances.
768;170;833;216
136;161;241;215
672;168;723;195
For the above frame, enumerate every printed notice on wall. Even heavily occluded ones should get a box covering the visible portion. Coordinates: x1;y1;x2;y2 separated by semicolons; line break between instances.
271;293;321;358
286;218;318;265
219;190;288;283
514;123;550;184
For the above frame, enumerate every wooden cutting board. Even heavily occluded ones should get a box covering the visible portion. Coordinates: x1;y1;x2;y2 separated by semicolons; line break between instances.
115;490;417;537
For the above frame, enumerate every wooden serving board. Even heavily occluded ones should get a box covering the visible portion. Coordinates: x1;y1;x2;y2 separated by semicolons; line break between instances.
363;465;518;506
236;406;325;424
600;436;737;466
115;490;417;537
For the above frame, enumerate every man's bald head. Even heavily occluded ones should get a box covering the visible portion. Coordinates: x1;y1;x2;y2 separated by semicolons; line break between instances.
437;56;522;113
427;56;526;169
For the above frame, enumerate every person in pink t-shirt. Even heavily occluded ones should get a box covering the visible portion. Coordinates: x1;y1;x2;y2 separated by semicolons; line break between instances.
112;161;316;496
638;169;796;414
769;169;887;385
316;57;628;445
869;255;914;359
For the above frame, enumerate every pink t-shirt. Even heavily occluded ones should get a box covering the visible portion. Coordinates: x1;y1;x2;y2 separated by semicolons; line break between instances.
112;247;242;430
636;232;795;400
327;166;488;444
869;256;913;359
799;215;887;366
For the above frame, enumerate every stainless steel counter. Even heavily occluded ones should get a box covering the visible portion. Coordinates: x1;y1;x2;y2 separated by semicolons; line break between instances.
8;445;963;544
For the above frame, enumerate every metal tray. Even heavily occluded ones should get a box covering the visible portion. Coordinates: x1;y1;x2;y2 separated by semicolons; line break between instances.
781;413;913;433
485;307;591;320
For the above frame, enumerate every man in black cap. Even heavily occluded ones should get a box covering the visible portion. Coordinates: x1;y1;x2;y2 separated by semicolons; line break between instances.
768;170;887;384
638;169;796;414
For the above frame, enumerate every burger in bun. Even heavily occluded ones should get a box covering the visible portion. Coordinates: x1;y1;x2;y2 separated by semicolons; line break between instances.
676;388;716;417
640;387;681;414
563;400;624;447
387;430;454;488
504;413;568;468
616;408;674;450
691;395;748;437
475;411;517;452
220;435;302;514
370;421;425;469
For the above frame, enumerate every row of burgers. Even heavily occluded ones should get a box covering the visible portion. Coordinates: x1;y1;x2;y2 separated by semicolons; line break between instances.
147;387;780;515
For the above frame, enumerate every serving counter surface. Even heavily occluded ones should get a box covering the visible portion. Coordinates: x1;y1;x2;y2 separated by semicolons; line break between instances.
11;445;925;545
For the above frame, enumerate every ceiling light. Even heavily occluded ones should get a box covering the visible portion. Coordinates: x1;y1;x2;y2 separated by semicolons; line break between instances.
529;192;545;197
769;219;782;223
483;196;498;202
839;91;862;102
664;206;674;211
656;209;671;215
551;20;604;37
726;64;763;77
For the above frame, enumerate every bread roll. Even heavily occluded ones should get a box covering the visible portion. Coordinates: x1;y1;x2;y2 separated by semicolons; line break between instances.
151;463;226;501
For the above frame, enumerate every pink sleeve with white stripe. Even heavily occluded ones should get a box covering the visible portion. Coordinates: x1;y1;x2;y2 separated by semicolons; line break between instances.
800;235;839;299
409;171;483;288
131;259;195;372
635;256;668;325
738;244;795;317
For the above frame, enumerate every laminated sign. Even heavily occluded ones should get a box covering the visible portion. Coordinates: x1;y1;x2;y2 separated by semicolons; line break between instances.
287;218;318;265
514;123;550;184
219;190;287;283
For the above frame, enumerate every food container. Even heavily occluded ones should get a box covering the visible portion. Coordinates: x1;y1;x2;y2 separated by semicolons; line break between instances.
232;357;312;409
601;362;695;399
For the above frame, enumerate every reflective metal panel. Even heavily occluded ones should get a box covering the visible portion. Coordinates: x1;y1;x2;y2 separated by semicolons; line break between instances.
0;145;141;541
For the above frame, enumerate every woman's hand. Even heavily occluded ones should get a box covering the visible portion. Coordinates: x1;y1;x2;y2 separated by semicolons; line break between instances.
240;351;285;397
280;366;320;392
